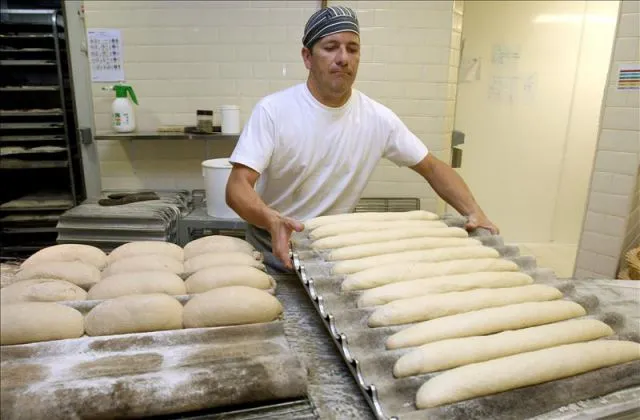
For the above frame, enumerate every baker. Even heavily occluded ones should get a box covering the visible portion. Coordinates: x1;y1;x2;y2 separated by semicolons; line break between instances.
226;6;498;274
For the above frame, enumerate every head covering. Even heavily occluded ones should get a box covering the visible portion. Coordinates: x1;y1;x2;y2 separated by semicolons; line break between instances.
302;6;360;49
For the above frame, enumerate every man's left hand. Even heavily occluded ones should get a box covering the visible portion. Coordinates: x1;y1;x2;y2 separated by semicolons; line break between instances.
465;212;499;235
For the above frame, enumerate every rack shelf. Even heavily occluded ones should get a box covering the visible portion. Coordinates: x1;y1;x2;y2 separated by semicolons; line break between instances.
0;5;87;257
0;85;60;91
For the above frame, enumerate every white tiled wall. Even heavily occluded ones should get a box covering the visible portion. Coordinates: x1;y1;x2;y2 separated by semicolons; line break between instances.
574;0;640;279
85;0;461;211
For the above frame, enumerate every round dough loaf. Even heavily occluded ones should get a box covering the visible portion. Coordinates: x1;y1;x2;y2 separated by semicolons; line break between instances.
101;254;184;278
310;219;448;240
1;302;84;345
183;235;256;260
84;294;183;336
87;271;186;300
183;286;283;328
185;266;274;294
304;210;439;230
14;261;101;290
20;244;107;270
0;279;87;304
184;252;264;275
107;241;184;263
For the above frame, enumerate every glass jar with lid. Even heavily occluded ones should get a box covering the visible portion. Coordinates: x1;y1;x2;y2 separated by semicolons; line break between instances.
196;110;213;133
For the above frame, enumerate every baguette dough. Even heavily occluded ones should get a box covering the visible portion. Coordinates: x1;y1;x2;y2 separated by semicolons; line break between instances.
416;340;640;408
87;271;186;300
313;227;468;250
304;210;439;230
108;241;184;263
183;235;257;260
20;244;107;270
185;265;274;294
101;254;184;278
369;284;562;327
15;261;101;290
183;286;283;328
394;319;614;377
1;302;84;345
84;294;183;336
358;272;534;307
333;246;499;275
386;300;586;350
184;252;265;275
327;237;482;261
0;279;87;304
342;258;519;291
310;219;448;240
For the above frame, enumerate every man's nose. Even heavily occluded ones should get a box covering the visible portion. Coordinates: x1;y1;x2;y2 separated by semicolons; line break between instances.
335;46;348;66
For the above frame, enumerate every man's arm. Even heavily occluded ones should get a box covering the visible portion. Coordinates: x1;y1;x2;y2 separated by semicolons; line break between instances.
410;154;499;234
226;163;303;269
226;163;276;230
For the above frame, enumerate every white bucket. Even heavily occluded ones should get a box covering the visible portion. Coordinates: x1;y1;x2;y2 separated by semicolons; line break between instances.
219;105;240;134
201;158;240;220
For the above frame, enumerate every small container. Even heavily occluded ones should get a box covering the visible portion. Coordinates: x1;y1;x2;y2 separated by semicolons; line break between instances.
196;110;213;133
219;105;240;134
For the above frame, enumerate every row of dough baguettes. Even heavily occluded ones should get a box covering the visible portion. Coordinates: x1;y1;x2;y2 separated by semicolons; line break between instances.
301;212;640;410
1;236;271;304
0;286;284;346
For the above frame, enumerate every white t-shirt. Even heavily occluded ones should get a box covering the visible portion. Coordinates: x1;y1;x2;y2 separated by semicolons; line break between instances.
229;83;429;221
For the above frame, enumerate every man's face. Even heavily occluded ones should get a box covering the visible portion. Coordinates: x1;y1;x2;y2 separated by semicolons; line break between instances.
303;32;361;97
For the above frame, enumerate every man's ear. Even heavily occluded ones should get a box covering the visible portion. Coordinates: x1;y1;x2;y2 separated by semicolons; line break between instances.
301;47;312;70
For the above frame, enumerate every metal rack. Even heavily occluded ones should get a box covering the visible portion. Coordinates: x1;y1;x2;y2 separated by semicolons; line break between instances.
0;5;86;257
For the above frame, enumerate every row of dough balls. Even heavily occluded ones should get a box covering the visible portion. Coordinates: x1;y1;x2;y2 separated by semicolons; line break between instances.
1;236;273;304
302;213;640;409
0;286;283;346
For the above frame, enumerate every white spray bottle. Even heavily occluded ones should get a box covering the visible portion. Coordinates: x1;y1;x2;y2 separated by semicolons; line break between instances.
104;84;139;133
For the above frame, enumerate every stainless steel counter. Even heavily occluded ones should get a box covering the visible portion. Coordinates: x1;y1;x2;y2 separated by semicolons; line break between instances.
95;131;240;141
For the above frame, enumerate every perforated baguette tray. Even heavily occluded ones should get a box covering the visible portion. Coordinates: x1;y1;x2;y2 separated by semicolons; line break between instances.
289;215;640;420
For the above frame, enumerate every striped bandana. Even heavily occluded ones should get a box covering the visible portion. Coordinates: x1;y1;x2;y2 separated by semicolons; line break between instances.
302;6;360;49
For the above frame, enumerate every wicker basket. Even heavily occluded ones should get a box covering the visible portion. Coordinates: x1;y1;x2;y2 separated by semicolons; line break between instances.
624;247;640;280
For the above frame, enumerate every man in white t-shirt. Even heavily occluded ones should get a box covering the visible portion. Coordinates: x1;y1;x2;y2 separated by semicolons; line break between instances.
227;6;498;273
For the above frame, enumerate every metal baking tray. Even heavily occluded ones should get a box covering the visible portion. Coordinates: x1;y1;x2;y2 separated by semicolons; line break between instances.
0;320;308;420
289;215;640;420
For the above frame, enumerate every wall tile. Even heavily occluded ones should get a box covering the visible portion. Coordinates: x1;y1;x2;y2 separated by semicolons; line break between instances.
86;0;458;205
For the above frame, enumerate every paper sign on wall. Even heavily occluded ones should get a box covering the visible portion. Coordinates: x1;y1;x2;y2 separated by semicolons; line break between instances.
87;29;125;82
617;64;640;90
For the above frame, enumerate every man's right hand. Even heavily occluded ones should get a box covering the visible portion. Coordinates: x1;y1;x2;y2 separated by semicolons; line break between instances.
267;212;305;270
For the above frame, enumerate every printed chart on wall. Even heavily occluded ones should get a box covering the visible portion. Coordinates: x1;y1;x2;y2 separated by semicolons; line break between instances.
617;64;640;90
487;43;537;105
87;28;125;82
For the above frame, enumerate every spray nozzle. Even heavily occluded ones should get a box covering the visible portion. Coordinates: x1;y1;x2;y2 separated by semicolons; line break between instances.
105;84;138;105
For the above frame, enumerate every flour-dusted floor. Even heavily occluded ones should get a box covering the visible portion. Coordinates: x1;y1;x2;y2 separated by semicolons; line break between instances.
512;243;578;279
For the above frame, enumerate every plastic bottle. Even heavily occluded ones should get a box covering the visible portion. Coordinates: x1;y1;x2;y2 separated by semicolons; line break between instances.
108;84;138;133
